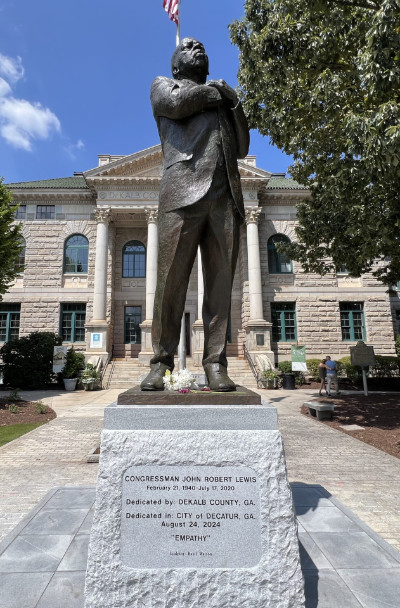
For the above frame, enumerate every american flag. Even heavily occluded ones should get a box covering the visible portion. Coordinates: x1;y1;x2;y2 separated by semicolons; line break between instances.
163;0;179;26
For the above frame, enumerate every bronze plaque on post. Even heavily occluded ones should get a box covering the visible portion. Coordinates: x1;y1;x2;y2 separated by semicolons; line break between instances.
350;341;376;367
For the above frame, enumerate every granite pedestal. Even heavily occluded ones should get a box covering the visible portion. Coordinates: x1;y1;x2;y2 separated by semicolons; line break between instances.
84;388;305;607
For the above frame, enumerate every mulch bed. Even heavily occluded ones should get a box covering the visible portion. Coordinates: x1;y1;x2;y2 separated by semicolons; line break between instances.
301;393;400;459
0;398;57;426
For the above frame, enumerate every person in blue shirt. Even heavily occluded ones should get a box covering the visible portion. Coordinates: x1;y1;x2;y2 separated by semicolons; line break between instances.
325;356;341;396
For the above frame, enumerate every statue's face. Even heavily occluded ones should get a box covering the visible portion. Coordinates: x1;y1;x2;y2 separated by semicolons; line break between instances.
172;38;209;82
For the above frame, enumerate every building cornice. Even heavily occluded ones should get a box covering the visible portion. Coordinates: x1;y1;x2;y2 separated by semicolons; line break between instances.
9;189;96;202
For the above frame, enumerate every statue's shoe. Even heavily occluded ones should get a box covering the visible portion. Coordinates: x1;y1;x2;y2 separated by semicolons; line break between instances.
204;364;236;392
140;363;172;391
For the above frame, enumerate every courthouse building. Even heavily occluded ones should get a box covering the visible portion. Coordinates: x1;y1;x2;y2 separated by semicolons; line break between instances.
2;144;399;378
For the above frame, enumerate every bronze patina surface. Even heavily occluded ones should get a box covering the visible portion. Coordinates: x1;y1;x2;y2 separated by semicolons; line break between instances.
140;38;250;392
118;386;261;406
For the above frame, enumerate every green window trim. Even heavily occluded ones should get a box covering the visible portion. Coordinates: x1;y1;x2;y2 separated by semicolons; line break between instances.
64;234;89;274
271;302;297;342
268;234;293;274
61;303;86;343
0;304;21;342
124;306;142;344
339;302;366;341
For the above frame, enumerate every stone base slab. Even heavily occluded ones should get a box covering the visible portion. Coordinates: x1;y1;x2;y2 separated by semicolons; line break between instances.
85;420;305;607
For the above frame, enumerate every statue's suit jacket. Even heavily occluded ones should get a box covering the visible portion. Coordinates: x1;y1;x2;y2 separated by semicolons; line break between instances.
150;76;250;220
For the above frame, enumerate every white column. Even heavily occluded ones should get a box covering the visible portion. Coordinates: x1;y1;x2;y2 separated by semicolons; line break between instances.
144;208;158;321
178;314;186;370
92;208;111;321
245;207;264;321
197;247;204;320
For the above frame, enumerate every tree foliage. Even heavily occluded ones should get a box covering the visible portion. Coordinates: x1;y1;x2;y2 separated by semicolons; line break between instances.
0;332;62;389
230;0;400;285
0;178;23;298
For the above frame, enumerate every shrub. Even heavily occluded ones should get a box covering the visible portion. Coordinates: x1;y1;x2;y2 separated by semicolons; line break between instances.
277;361;292;374
61;348;85;379
370;355;400;378
305;359;322;379
295;372;306;386
9;404;19;414
0;332;62;389
35;401;48;414
8;388;20;402
337;356;360;379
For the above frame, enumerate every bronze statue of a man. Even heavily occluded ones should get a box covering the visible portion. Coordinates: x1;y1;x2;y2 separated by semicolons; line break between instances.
140;37;249;392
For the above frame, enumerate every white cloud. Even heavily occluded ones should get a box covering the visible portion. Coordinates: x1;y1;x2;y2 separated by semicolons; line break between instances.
0;97;61;151
0;77;11;97
64;138;85;160
0;52;61;150
0;53;24;84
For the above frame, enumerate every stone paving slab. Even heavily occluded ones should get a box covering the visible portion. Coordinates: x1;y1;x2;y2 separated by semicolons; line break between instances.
1;485;400;608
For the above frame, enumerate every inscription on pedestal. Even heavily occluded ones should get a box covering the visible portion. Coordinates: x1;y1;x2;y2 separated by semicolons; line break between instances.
121;465;261;569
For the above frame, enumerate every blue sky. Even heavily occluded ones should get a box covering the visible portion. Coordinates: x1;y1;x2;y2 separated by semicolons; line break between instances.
0;0;292;183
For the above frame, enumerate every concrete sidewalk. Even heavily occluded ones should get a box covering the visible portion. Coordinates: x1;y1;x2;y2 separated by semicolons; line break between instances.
0;386;399;607
1;387;400;552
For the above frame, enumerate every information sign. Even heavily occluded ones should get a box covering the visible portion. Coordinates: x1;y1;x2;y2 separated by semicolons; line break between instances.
291;345;307;371
90;333;102;348
350;341;376;367
53;346;67;373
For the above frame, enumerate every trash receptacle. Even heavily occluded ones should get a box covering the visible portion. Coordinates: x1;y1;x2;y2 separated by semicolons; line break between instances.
282;373;296;390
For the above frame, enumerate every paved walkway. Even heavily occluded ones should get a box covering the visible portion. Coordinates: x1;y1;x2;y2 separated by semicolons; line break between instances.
0;389;120;541
1;388;400;553
1;386;400;552
1;386;400;607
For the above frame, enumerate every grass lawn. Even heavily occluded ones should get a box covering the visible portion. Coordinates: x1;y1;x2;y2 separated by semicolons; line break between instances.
0;423;44;447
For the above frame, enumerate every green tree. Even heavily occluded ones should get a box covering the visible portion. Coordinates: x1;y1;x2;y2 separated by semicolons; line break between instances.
230;0;400;286
0;178;23;298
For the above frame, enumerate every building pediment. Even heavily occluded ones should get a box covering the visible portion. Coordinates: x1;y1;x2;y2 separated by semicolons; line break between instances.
84;144;272;188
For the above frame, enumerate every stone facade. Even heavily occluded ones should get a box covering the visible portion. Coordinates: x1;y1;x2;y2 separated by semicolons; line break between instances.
2;144;397;367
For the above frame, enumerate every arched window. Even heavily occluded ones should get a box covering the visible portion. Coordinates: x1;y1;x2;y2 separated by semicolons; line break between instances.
15;237;25;273
268;234;293;274
122;241;146;278
64;234;89;273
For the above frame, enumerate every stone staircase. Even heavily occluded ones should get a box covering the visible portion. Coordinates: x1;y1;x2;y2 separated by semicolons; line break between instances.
102;356;258;390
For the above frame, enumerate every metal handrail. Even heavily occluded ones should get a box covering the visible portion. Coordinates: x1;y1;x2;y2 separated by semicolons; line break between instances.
100;345;114;389
243;344;261;388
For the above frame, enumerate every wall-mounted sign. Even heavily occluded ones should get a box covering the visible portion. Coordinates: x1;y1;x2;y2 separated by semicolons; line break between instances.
90;333;103;349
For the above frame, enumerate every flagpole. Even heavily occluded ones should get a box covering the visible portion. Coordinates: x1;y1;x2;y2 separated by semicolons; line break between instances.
176;0;181;47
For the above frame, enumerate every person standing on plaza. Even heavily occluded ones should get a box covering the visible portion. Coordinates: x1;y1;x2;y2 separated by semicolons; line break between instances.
318;358;327;396
325;356;341;396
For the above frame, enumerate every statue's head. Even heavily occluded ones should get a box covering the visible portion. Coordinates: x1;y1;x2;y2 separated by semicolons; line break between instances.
171;38;209;84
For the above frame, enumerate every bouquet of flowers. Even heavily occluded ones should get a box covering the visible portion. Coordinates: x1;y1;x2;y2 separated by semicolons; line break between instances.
163;368;195;392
